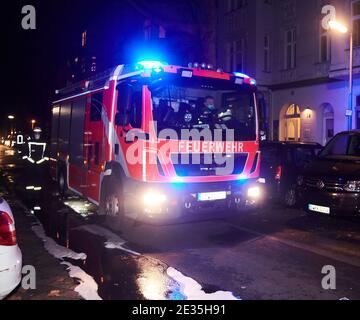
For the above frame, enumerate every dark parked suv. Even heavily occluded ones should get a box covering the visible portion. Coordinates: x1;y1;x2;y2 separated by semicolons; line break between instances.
298;131;360;216
260;141;322;206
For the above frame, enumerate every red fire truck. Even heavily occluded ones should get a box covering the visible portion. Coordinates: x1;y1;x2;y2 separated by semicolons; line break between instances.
50;61;263;223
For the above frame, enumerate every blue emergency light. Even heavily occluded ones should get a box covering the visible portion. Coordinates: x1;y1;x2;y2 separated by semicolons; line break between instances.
135;60;167;72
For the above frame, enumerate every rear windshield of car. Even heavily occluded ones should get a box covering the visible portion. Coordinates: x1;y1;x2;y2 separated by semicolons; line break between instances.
319;134;360;160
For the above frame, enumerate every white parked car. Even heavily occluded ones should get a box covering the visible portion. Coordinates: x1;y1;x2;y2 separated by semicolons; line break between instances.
0;197;22;299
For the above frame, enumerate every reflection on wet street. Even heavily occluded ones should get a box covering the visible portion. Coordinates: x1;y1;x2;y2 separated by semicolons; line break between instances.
2;145;360;300
0;146;189;300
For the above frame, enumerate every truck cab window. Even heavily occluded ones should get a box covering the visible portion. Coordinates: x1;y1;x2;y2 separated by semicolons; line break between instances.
117;83;142;128
90;92;103;121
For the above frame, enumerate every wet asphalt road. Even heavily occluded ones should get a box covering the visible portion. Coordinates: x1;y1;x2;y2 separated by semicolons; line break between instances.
1;145;360;300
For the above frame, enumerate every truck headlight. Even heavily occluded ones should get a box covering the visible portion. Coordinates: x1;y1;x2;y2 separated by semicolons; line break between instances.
143;191;167;206
247;186;261;198
344;181;360;192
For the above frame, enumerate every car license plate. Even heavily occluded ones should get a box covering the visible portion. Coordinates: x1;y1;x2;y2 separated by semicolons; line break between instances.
308;204;330;214
198;191;227;202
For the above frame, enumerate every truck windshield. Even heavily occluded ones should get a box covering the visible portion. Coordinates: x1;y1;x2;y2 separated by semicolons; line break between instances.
149;78;257;141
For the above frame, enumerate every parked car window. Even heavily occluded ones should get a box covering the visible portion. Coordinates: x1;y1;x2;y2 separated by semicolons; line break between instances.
293;147;315;167
319;134;360;159
348;135;360;156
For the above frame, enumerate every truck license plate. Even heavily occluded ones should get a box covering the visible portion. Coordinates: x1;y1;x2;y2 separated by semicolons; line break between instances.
198;191;227;202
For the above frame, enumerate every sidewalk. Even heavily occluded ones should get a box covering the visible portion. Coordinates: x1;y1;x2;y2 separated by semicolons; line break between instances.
1;187;81;300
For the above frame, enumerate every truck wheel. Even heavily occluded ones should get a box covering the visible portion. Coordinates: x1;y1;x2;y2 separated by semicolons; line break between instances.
58;170;68;197
100;177;124;220
284;186;296;207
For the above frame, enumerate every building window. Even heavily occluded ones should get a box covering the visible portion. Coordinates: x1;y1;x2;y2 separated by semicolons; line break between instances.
264;35;271;72
286;104;301;117
81;30;87;48
285;28;297;69
228;38;245;72
320;24;331;62
353;1;360;47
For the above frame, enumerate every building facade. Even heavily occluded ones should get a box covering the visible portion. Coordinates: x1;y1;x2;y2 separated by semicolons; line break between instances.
217;0;360;145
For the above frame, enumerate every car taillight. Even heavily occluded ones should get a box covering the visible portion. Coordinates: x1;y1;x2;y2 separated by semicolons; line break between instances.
275;165;282;181
0;211;17;246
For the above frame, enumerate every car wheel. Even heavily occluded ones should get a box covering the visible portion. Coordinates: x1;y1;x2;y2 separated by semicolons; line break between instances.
284;186;297;207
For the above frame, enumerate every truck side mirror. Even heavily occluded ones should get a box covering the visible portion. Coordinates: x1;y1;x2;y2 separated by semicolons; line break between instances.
257;94;268;141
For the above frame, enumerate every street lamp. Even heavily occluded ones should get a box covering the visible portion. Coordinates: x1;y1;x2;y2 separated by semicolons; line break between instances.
329;20;348;33
31;119;36;130
7;115;15;139
329;20;353;131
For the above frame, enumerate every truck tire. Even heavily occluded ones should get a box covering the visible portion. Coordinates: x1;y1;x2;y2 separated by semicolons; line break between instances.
99;177;124;221
58;169;68;197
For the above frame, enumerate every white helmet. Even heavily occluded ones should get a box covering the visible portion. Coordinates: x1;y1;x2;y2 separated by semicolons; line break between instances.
33;127;42;141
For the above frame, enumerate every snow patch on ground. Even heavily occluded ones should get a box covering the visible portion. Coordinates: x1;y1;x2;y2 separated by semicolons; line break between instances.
31;222;101;300
74;224;140;256
62;262;102;300
31;224;86;260
167;267;240;300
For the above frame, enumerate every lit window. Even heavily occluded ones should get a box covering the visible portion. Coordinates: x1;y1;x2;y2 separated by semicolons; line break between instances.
286;104;301;117
81;31;87;47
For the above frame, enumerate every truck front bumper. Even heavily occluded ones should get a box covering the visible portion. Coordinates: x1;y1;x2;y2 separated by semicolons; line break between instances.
124;179;264;224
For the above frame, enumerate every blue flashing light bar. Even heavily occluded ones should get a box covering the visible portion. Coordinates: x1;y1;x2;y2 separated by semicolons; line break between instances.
233;71;257;86
136;60;167;70
233;72;250;79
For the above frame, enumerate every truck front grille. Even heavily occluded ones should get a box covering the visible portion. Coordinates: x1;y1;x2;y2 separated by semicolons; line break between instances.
170;153;248;177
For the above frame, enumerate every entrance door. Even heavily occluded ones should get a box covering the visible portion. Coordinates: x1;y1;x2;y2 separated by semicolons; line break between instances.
322;104;334;145
324;118;334;145
284;104;301;142
285;118;301;141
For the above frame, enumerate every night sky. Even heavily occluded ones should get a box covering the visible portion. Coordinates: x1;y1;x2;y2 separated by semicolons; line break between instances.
1;0;149;132
1;0;209;136
3;1;75;130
